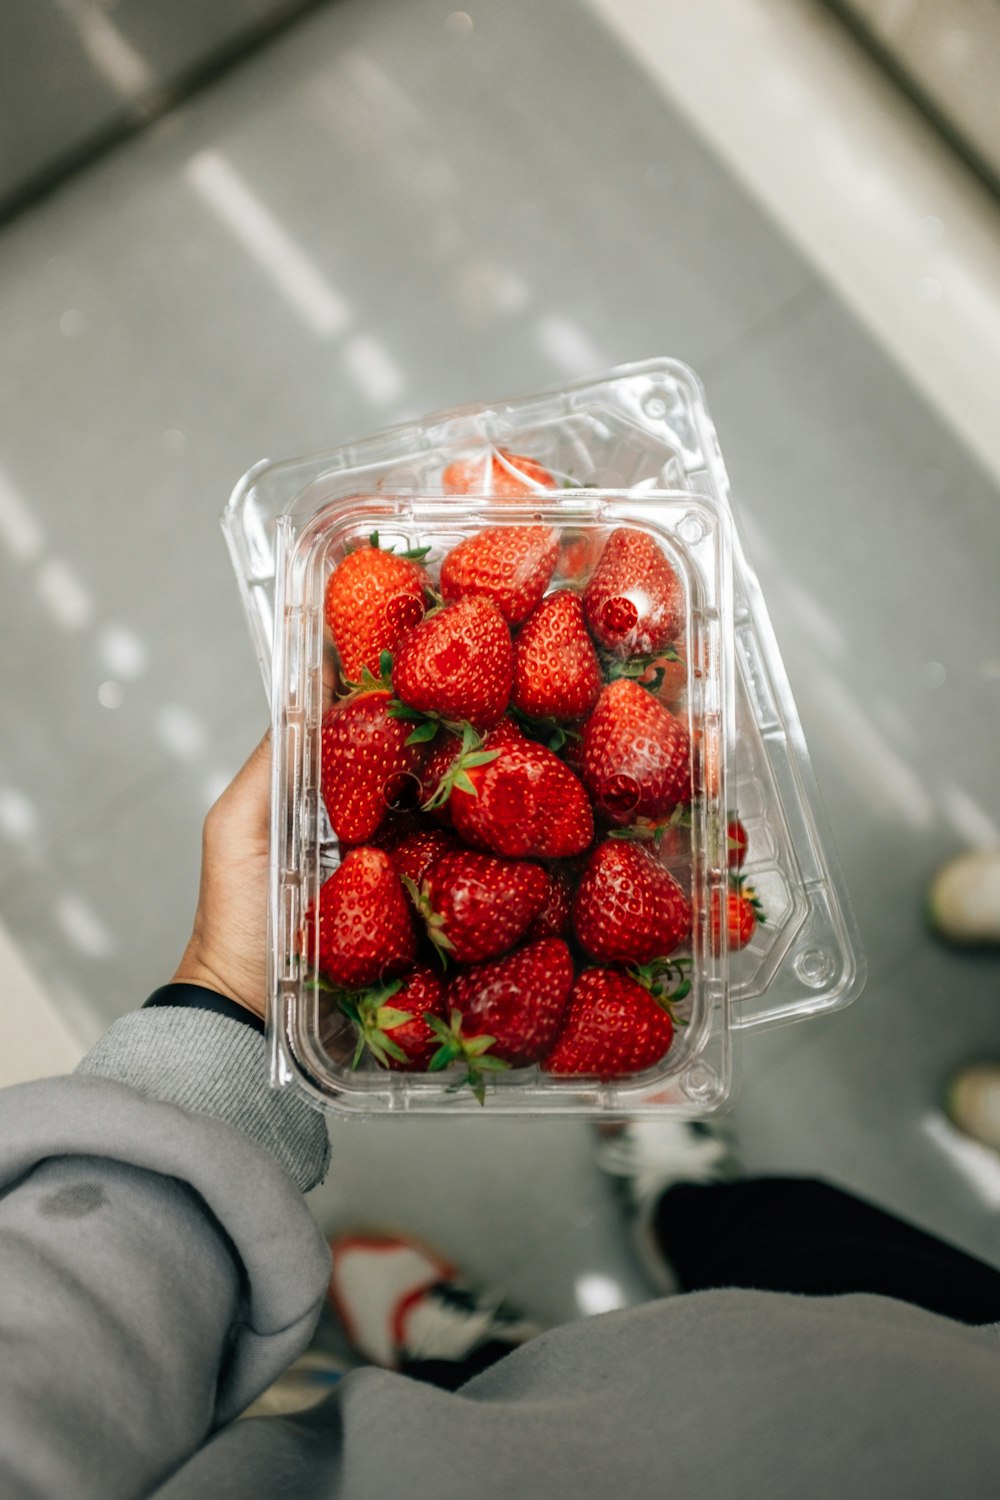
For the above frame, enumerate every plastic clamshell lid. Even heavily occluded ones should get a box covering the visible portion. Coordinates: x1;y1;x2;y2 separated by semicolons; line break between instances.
223;357;865;1055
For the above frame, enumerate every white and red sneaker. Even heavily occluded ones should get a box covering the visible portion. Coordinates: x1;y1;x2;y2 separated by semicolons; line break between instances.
328;1231;542;1381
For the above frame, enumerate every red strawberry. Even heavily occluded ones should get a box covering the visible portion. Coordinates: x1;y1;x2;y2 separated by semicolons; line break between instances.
450;738;593;858
393;596;513;731
445;938;574;1066
365;809;423;850
727;817;748;870
441;448;554;497
321;689;427;844
543;969;675;1078
440;525;559;625
583;528;684;658
384;826;460;888
411;850;549;963
557;529;607;583
324;536;427;681
512;590;602;724
580;679;691;824
482;714;530;749
711;883;764;953
304;847;416;989
344;968;447;1072
602;648;688;711
572;841;691;964
644;652;688;709
525;866;573;940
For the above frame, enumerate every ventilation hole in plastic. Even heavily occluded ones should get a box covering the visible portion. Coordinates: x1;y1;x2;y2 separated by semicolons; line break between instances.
385;592;423;636
793;948;834;988
599;773;641;819
382;771;422;811
678;512;707;545
682;1063;718;1102
600;596;638;635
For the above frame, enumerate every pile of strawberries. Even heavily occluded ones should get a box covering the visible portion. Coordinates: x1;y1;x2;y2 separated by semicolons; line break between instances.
304;450;760;1101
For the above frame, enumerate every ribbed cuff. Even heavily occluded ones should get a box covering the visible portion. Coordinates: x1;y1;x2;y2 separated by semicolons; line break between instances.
77;1009;330;1193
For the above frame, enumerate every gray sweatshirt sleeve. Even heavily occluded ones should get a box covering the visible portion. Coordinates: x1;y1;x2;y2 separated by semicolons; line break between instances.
0;1007;332;1500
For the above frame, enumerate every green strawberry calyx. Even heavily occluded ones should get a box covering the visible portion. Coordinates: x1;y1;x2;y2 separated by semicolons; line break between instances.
731;874;766;927
628;956;693;1017
509;705;582;754
426;1009;510;1106
419;722;501;810
400;874;454;966
359;528;432;563
338;978;417;1069
608;805;690;845
598;645;683;695
340;651;396;698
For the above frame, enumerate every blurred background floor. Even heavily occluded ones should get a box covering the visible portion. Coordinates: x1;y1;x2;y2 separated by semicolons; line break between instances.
1;0;998;1324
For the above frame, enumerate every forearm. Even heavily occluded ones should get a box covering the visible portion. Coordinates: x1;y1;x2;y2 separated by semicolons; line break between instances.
0;1008;331;1500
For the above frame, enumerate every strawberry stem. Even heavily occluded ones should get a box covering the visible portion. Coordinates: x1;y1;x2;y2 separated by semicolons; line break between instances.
599;646;683;693
338;979;415;1070
420;723;500;811
509;705;581;753
607;805;689;844
628;956;693;1017
426;1010;510;1105
730;874;767;927
401;875;453;968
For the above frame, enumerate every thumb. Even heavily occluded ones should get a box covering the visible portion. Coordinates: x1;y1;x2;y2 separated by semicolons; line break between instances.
208;730;271;840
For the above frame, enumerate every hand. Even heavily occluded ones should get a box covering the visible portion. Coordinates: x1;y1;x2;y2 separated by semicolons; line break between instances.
172;732;271;1019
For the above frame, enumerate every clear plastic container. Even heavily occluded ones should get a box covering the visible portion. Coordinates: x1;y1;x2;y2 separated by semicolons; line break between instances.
224;358;866;1067
269;490;737;1114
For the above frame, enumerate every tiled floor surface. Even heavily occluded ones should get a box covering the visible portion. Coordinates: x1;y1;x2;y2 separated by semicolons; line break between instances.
1;0;998;1322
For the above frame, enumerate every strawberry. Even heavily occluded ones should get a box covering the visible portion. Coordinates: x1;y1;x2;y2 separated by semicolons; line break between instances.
727;817;748;870
601;647;687;710
441;448;554;497
647;652;688;710
711;882;765;953
304;847;416;989
572;841;691;965
450;738;594;858
321;689;427;844
525;866;573;940
543;968;675;1078
557;529;607;583
384;825;460;888
512;590;601;724
440;525;559;626
583;528;684;658
392;595;513;731
443;938;574;1068
580;679;691;824
342;968;447;1071
410;850;550;963
418;730;464;823
484;714;529;747
365;808;423;850
324;535;427;681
